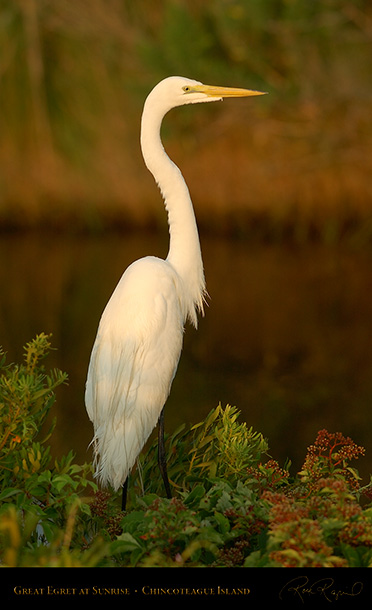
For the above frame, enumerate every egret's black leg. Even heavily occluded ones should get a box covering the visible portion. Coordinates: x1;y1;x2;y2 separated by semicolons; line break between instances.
121;477;128;511
158;407;171;499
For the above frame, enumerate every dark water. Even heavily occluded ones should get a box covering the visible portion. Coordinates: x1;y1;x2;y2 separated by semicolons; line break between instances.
1;231;372;483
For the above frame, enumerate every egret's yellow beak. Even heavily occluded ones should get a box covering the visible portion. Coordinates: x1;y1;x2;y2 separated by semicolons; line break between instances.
191;84;267;98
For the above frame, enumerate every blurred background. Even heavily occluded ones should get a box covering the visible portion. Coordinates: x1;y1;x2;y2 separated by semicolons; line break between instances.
1;0;372;482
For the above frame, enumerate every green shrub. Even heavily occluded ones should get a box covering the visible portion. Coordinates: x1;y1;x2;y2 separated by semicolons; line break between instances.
0;334;103;566
1;336;371;567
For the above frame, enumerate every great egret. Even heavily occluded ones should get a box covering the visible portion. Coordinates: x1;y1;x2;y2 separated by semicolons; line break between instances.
85;76;266;510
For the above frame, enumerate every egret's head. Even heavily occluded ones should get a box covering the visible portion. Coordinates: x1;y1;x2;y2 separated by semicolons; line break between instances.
146;76;267;115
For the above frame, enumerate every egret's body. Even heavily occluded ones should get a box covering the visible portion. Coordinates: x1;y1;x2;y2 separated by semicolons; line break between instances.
85;256;185;492
85;76;265;507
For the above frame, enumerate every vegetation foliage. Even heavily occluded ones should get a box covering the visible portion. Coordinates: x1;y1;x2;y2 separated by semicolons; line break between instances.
0;0;371;239
1;336;371;567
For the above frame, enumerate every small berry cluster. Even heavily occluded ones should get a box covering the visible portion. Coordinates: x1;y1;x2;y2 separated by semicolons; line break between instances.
300;429;365;491
217;535;251;567
90;490;123;539
246;458;290;492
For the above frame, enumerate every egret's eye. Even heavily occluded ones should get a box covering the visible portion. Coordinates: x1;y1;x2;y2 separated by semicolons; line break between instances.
182;86;192;93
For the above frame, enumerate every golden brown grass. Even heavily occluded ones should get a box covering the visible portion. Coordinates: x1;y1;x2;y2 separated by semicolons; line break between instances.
0;0;371;239
2;100;370;240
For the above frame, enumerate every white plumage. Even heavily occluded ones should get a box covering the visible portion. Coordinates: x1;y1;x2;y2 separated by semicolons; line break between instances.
85;76;265;503
85;257;186;490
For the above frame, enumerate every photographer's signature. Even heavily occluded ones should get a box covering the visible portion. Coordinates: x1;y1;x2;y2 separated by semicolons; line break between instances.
279;576;363;604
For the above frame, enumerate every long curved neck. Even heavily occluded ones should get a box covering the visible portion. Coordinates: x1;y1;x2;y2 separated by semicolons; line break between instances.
140;101;205;325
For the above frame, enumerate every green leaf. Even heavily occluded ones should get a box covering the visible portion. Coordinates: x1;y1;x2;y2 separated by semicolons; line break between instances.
183;485;205;507
0;488;22;501
214;511;230;534
110;533;142;555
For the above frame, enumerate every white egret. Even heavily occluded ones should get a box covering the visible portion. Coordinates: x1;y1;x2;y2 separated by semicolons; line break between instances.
85;76;266;510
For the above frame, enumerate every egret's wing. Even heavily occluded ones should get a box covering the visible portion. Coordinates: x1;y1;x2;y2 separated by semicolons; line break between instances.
85;257;184;489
